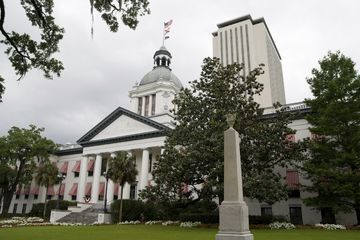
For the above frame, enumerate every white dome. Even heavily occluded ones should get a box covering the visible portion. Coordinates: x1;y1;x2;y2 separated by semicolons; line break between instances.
139;66;183;89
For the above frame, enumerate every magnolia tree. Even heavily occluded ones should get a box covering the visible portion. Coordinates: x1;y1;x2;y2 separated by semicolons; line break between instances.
140;57;304;207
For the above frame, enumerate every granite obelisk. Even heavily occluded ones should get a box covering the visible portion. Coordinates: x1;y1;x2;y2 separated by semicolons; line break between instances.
216;114;253;240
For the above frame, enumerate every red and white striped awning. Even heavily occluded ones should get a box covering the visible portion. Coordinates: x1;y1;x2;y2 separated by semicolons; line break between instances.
72;161;81;172
87;160;95;171
47;186;55;196
30;186;39;195
99;182;105;196
114;183;119;196
68;183;78;196
59;183;65;196
85;183;92;196
23;185;31;195
60;162;68;174
286;170;299;188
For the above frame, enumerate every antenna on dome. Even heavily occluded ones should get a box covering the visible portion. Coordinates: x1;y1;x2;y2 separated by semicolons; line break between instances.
162;20;173;46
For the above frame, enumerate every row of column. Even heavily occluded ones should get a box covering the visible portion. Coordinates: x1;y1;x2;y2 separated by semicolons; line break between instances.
76;148;157;204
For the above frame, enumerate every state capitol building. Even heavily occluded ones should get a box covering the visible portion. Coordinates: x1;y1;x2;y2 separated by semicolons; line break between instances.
4;15;357;226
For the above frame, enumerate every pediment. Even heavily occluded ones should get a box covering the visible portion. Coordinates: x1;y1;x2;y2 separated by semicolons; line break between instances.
77;107;169;145
91;115;157;141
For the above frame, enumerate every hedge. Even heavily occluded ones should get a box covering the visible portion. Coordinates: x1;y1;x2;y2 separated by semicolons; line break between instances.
29;200;76;218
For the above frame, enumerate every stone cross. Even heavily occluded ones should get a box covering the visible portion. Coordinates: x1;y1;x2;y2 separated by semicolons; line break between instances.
216;114;253;240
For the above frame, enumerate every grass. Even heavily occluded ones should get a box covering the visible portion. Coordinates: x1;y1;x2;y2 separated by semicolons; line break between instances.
0;225;359;240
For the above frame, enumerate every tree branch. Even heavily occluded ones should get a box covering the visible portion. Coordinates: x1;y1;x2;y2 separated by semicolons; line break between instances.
29;0;48;28
0;0;28;79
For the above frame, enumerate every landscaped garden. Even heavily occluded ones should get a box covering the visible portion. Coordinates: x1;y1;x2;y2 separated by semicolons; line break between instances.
0;224;359;240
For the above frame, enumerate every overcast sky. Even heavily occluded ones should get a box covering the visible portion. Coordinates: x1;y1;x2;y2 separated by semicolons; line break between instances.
1;0;359;144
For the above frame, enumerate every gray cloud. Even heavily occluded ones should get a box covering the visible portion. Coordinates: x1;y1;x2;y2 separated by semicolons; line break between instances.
1;0;359;144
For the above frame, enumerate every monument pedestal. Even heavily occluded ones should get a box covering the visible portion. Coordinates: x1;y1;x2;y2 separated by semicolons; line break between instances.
216;201;253;240
216;118;254;240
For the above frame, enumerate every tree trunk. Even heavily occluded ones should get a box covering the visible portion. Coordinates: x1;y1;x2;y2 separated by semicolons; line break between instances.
1;193;13;216
43;186;48;219
355;207;360;226
119;184;124;223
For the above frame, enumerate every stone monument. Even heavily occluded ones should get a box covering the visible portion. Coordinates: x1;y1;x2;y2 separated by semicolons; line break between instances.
216;114;253;240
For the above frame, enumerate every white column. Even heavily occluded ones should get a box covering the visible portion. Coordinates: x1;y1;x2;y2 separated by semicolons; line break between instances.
123;183;131;199
91;154;102;203
140;149;150;190
106;153;116;204
142;96;146;116
77;155;88;202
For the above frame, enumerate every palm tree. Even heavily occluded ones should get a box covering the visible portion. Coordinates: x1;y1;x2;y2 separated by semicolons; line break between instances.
35;162;59;218
107;151;138;223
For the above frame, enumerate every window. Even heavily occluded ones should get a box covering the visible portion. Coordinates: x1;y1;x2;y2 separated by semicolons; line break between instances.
13;204;18;214
88;171;93;177
138;97;143;115
22;204;27;214
34;194;38;200
289;206;303;225
47;195;52;200
151;94;156;115
101;159;107;176
74;172;79;178
24;194;29;199
321;207;336;224
288;189;300;198
149;154;153;173
130;184;137;200
144;96;150;116
261;206;273;216
59;195;64;200
99;195;104;201
15;194;20;199
113;195;119;200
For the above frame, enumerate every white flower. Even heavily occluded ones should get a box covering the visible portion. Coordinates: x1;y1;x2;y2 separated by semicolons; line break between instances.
315;223;346;230
180;221;201;228
269;222;296;229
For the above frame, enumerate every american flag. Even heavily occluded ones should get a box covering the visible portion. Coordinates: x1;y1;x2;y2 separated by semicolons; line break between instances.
164;19;173;33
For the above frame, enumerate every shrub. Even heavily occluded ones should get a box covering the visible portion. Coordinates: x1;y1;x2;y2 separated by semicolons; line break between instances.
315;223;346;230
28;200;76;218
249;215;288;225
179;213;219;224
110;200;160;223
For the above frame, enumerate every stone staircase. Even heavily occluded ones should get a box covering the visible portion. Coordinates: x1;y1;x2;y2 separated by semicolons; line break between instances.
56;204;105;224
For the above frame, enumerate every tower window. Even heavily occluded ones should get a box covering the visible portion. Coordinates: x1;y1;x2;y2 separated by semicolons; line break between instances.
144;96;150;116
138;97;143;115
151;94;156;115
161;57;166;66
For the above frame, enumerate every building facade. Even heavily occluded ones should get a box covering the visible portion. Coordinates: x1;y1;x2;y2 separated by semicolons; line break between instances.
212;15;286;108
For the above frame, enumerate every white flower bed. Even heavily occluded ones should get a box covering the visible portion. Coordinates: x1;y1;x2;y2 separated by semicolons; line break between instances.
269;221;296;229
118;220;141;225
145;220;162;225
315;223;346;230
180;221;201;228
0;217;44;226
162;220;180;226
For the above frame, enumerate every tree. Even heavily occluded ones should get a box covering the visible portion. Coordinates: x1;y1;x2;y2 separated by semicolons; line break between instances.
0;125;56;216
302;51;360;225
35;162;59;218
0;0;150;102
140;57;303;207
107;151;138;222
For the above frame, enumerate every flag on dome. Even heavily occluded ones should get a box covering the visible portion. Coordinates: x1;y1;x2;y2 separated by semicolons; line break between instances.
164;19;173;33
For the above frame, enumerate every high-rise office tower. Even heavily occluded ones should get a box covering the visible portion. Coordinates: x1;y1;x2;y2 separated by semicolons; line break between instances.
212;15;286;108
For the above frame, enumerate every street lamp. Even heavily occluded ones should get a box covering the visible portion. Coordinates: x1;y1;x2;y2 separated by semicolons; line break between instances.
103;171;110;213
56;173;66;210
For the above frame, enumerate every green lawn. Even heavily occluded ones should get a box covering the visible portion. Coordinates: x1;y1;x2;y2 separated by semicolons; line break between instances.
0;225;359;240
